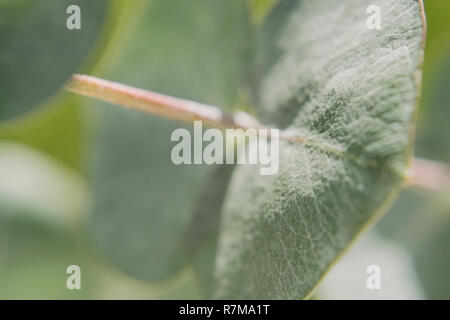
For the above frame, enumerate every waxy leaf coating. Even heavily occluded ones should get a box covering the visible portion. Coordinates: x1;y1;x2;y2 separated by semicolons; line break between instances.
214;0;425;299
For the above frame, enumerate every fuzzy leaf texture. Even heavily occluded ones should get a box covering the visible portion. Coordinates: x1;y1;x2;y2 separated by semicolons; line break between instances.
213;0;425;299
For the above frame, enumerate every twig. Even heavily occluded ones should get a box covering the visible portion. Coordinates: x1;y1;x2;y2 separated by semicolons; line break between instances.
66;74;450;192
66;74;260;130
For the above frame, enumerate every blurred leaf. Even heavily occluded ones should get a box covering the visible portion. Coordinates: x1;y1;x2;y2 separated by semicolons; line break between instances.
0;0;137;173
416;1;450;125
376;1;450;299
0;96;85;172
247;0;280;25
416;47;450;163
377;189;450;299
316;232;423;299
0;0;108;121
213;0;424;299
0;143;86;298
0;197;205;299
0;201;84;299
422;0;450;47
0;142;206;299
89;0;248;281
0;142;87;220
183;164;235;297
88;0;152;76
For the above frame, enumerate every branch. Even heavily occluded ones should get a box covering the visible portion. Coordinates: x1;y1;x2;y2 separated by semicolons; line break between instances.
66;74;260;130
66;74;450;192
407;158;450;192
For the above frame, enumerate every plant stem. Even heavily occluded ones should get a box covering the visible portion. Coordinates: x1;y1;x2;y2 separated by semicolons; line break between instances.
66;74;260;130
407;158;450;191
66;74;450;192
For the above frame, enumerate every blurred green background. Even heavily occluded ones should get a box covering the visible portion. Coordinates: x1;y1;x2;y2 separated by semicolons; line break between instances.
0;0;448;299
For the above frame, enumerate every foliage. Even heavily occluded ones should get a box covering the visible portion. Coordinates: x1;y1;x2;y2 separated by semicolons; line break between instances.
0;0;449;300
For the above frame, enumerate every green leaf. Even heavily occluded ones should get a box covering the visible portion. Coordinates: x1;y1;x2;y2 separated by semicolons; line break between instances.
0;143;87;299
89;0;248;281
377;189;450;299
0;142;204;299
0;96;86;172
0;200;84;299
183;165;236;297
416;35;450;163
0;0;108;121
247;0;280;25
213;0;425;299
377;4;450;297
316;231;424;299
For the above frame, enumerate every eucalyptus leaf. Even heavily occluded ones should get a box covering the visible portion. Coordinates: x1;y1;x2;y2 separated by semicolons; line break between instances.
89;0;248;281
0;97;86;172
247;0;280;24
0;143;86;299
213;0;425;299
0;0;108;121
0;200;84;299
377;13;450;298
0;142;204;299
316;232;423;299
184;164;236;297
377;189;450;299
416;38;450;163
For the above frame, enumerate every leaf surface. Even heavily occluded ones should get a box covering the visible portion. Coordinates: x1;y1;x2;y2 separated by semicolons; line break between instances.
213;0;425;299
89;0;248;281
0;0;108;121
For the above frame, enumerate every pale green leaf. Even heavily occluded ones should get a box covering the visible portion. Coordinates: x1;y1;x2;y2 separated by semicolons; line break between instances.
316;232;423;299
247;0;280;24
0;143;86;299
184;165;236;297
214;0;425;299
0;0;108;121
377;189;450;299
89;0;248;281
377;1;450;298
